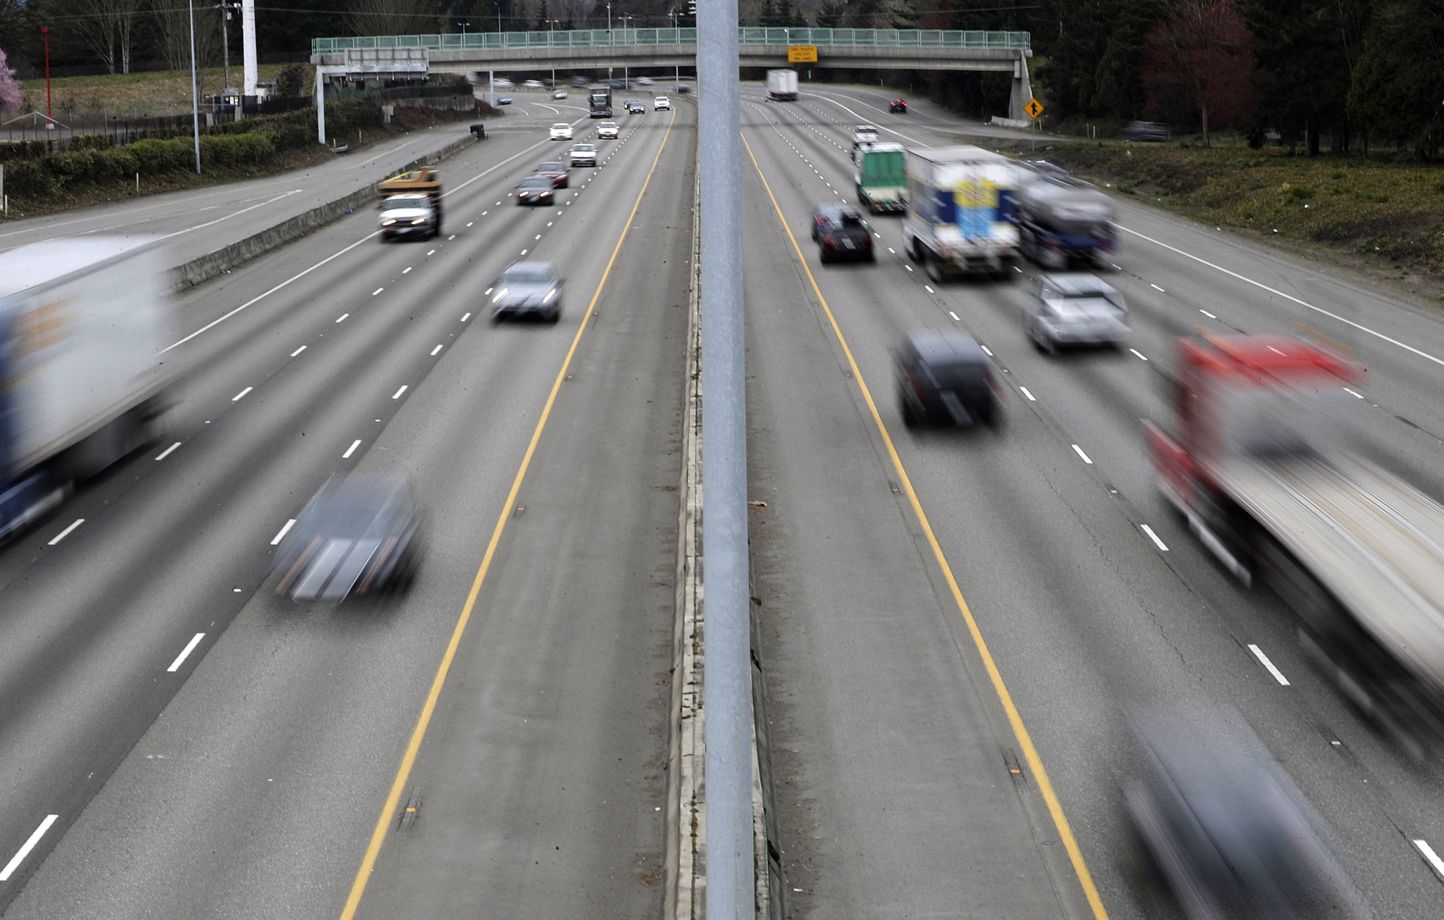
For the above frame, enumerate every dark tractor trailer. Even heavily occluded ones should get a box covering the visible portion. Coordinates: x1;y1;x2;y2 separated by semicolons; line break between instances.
589;87;612;118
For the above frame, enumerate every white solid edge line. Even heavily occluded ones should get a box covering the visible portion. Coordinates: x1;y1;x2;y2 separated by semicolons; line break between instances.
1414;839;1444;878
392;385;408;400
1129;348;1149;361
1140;524;1169;552
47;519;85;546
1118;223;1444;368
1071;444;1094;464
1247;643;1291;686
0;815;59;881
154;441;182;461
232;386;253;402
342;439;362;459
1019;386;1036;402
290;345;307;357
166;632;206;673
270;518;296;546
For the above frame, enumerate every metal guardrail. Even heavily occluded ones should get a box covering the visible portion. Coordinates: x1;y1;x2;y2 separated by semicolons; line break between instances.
312;27;1031;55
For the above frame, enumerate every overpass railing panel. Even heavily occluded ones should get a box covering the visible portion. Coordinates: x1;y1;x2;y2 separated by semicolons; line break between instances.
313;27;1028;55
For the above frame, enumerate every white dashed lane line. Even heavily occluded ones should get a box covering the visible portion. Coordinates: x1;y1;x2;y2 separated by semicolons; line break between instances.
232;387;253;402
392;385;408;400
166;633;206;673
372;288;383;296
270;518;296;546
426;249;436;256
1247;644;1290;685
949;311;960;321
1200;309;1217;319
461;312;472;322
0;815;59;881
290;345;307;357
335;313;349;323
1343;387;1364;399
1129;348;1149;361
1071;444;1094;465
980;345;994;357
1150;283;1165;292
430;345;444;356
342;439;362;459
402;266;412;274
154;442;181;461
48;519;85;546
1019;386;1036;402
1414;839;1444;881
1140;524;1169;552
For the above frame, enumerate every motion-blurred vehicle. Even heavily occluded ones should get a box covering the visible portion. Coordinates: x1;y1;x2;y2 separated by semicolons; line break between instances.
534;160;569;188
570;75;590;87
851;124;879;149
889;98;908;113
635;76;654;86
1123;703;1370;919
488;261;563;323
377;193;439;241
903;145;1019;282
677;84;691;94
625;99;646;114
1014;163;1115;268
766;69;799;101
607;78;629;90
514;175;556;205
596;120;619;139
853;142;908;213
549;122;573;140
377;166;443;235
523;79;545;89
0;237;177;542
1026;273;1129;353
653;95;671;111
271;473;422;602
495;95;513;105
895;330;1003;430
810;202;875;263
1122;120;1171;141
1145;335;1444;750
552;89;568;99
493;78;514;88
569;142;597;167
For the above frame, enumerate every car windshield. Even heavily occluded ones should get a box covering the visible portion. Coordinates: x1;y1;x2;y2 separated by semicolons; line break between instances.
519;177;550;188
538;162;564;172
385;196;428;210
1051;295;1121;317
573;145;595;152
503;267;555;285
552;123;569;130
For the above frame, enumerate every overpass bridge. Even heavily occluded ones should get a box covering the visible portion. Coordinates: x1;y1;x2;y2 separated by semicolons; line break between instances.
309;27;1034;137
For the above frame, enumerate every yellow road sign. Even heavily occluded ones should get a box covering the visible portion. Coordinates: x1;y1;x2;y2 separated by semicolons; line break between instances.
1025;98;1044;120
788;45;818;63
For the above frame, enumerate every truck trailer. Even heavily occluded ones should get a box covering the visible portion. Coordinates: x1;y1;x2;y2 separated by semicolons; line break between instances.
853;142;908;213
902;145;1019;282
0;237;179;541
766;69;799;101
1145;334;1444;750
1013;166;1115;268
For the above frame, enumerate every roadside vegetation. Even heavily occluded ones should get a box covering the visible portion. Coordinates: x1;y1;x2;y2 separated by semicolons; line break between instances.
11;63;312;118
1005;139;1444;301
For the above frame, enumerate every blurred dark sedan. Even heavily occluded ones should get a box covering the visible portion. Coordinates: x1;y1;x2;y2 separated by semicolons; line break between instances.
1123;703;1371;920
534;160;569;188
272;474;422;602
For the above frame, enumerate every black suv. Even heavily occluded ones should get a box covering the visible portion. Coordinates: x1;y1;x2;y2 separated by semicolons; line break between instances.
895;331;1004;430
810;202;874;263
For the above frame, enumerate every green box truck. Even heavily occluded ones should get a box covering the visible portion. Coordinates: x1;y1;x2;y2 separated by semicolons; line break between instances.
854;142;908;213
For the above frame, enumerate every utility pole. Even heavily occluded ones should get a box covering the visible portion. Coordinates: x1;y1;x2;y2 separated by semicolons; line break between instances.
219;1;234;94
187;0;201;174
41;25;51;122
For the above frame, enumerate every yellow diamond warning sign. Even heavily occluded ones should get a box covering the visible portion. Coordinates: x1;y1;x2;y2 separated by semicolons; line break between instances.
1024;98;1044;120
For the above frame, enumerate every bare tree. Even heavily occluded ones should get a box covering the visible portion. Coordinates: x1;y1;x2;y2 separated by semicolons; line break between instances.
349;0;445;36
62;0;145;74
151;0;220;76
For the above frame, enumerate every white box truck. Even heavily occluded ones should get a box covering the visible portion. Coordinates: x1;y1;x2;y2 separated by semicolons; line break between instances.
0;237;178;540
766;69;799;101
901;145;1021;283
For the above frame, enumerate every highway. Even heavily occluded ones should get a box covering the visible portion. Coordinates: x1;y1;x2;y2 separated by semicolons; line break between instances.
0;98;690;918
2;77;1444;920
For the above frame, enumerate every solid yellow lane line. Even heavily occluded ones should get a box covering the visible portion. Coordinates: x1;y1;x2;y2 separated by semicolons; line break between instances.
338;109;678;920
740;131;1110;920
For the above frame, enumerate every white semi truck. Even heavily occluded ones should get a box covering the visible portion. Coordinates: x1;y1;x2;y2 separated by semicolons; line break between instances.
0;237;178;541
901;146;1020;282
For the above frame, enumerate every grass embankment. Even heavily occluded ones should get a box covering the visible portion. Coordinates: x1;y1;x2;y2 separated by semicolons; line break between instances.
1007;142;1444;302
17;64;313;117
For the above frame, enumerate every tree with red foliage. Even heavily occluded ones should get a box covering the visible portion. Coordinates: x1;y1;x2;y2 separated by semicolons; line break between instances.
1142;0;1255;146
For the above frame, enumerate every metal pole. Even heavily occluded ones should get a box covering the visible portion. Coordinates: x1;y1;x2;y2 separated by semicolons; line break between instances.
188;0;201;174
699;0;752;916
220;1;231;94
42;26;51;122
607;3;612;81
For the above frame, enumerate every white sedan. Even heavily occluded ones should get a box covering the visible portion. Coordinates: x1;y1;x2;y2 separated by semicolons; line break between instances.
549;122;573;140
654;96;671;111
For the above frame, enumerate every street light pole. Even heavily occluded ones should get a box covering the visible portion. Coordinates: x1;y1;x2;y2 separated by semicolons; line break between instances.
187;0;201;173
607;3;612;81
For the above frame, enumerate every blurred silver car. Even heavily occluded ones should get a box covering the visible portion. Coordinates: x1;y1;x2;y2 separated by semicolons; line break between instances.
1026;273;1129;353
272;473;423;602
488;261;563;323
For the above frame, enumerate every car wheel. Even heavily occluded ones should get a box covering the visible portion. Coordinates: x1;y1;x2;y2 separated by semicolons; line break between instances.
900;396;919;428
547;304;562;324
983;403;1005;431
907;236;923;263
926;252;946;284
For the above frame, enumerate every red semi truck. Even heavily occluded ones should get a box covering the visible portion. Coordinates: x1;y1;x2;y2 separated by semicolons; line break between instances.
1145;334;1444;749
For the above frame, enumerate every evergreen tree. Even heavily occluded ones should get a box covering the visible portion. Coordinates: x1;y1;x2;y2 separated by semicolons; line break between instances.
1349;0;1444;156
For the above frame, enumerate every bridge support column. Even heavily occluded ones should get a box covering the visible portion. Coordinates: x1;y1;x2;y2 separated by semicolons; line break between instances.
1008;51;1033;123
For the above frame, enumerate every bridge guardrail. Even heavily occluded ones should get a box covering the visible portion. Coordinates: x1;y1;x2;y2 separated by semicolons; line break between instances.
312;27;1030;56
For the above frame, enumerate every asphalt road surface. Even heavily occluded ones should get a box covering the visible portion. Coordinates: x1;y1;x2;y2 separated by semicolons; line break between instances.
0;100;690;919
5;78;1444;920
